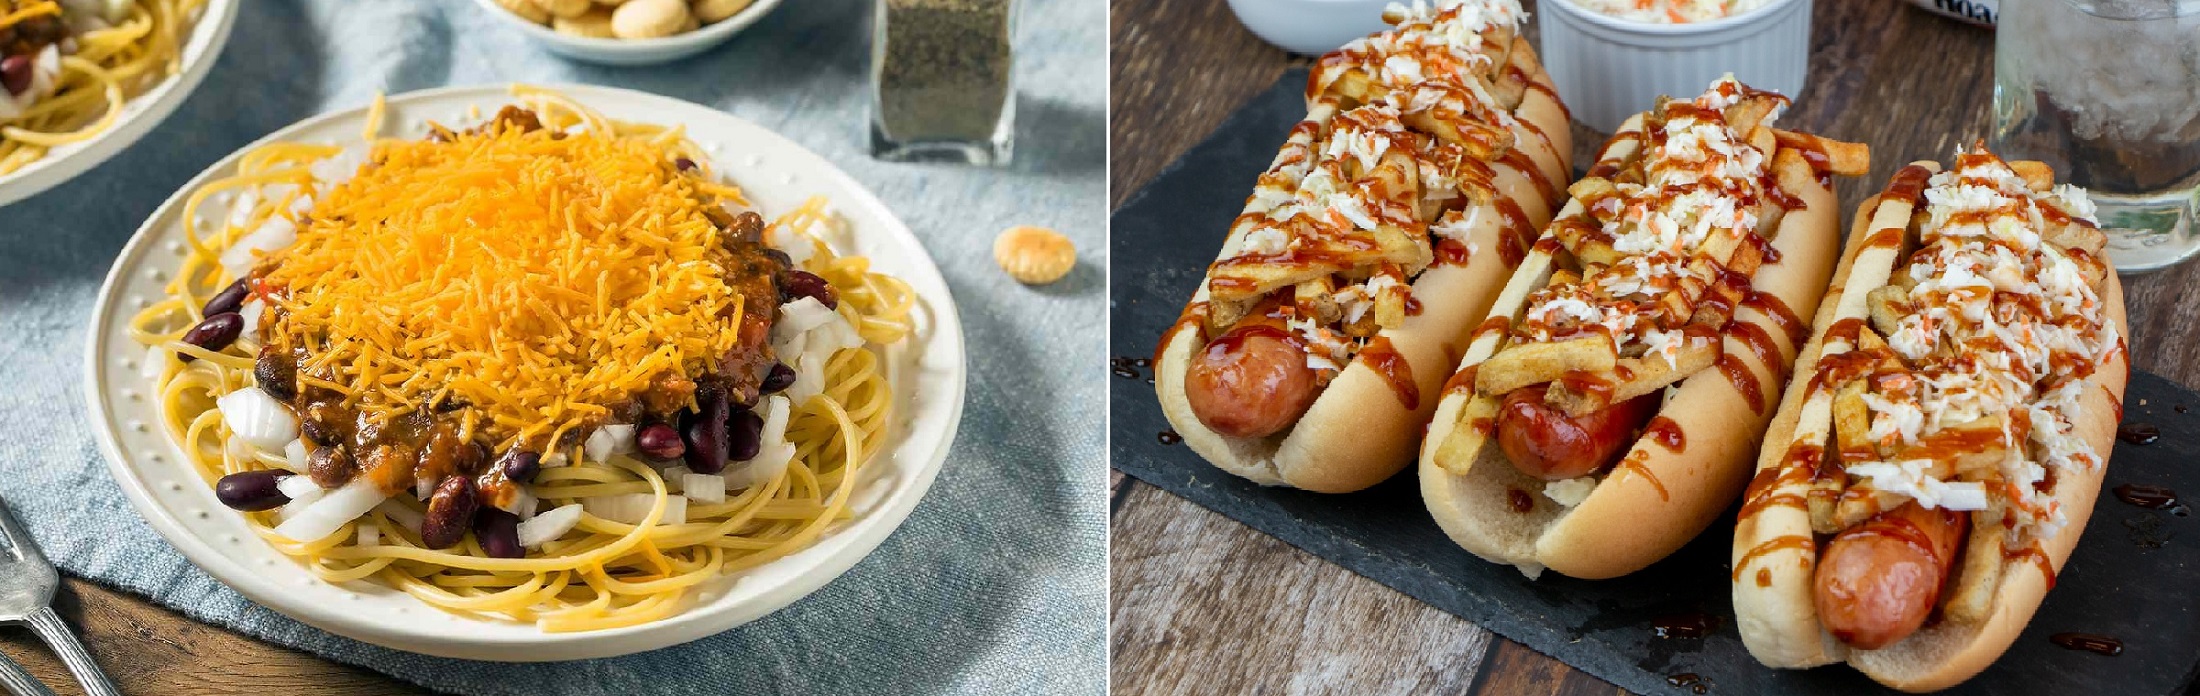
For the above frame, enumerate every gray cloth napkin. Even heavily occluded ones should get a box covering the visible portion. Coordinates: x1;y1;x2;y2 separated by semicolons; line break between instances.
0;0;1106;693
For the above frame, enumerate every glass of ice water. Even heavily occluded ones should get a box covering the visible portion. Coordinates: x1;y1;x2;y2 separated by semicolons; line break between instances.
1992;0;2200;272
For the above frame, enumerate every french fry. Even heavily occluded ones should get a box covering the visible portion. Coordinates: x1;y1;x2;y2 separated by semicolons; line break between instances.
1747;125;1778;159
1807;470;1847;535
1372;266;1410;329
1548;339;1716;415
1773;129;1871;177
1484;34;1528;109
1831;483;1912;531
2043;220;2108;259
1722;94;1784;141
1401;104;1514;159
1833;379;1876;459
1866;285;1910;338
1887;414;2011;478
1477;336;1617;396
1943;511;2006;623
2009;160;2055;191
1296;275;1341;325
1435;393;1502;476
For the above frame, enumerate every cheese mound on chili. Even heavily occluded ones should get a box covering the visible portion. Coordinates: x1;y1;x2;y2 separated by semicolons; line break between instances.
258;121;744;451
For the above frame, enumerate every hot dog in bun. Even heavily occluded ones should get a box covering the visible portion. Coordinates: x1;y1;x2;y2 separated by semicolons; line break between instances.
1155;0;1573;493
1732;145;2126;691
1419;77;1868;578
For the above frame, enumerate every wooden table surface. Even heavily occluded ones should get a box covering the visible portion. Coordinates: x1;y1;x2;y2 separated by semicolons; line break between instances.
1110;1;2200;693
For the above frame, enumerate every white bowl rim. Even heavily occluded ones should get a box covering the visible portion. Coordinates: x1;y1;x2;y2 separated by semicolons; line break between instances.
469;0;787;54
0;0;240;208
1541;0;1805;35
80;82;969;660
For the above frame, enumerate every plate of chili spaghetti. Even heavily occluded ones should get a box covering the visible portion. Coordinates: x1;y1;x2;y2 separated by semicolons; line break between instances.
0;0;235;207
81;83;966;660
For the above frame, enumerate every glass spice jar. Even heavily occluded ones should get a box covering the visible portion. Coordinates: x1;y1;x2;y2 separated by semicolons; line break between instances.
870;0;1017;165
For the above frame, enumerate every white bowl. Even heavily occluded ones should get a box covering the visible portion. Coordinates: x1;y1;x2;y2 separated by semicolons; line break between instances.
1226;0;1394;55
0;0;238;208
471;0;786;66
82;84;968;661
1538;0;1812;132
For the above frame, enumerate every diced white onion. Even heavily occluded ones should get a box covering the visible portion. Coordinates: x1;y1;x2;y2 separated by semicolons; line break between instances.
217;388;297;451
309;145;368;189
494;485;538;519
517;504;584;547
583;424;636;463
356;524;379;547
280;439;309;474
238;299;265;342
683;474;726;504
542;452;570;469
376;500;424;533
773;297;838;342
414;477;434;502
274;479;326;523
218;215;297;279
788;352;825;406
661;465;693;493
273;479;388;542
276;474;323;499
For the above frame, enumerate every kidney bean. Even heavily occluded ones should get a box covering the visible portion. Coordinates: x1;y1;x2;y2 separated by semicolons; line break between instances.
761;248;793;269
761;362;796;393
472;508;523;559
674;157;696;172
307;445;355;489
727;408;763;462
683;389;730;474
730;211;765;243
498;449;542;483
202;278;251;317
779;270;838;310
215;471;290;511
0;55;29;97
419;476;479;550
637;422;685;460
177;313;244;362
254;350;297;402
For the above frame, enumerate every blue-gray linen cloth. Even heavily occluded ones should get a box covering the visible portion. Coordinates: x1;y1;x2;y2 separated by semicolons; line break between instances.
0;0;1106;693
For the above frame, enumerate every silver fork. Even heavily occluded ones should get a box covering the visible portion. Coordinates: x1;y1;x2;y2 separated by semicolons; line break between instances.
0;500;116;696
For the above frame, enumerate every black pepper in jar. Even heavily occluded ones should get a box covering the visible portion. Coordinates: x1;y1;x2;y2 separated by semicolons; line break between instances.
872;0;1015;160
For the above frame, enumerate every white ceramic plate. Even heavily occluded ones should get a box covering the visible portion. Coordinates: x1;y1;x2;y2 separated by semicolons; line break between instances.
471;0;787;66
81;84;967;661
0;0;239;208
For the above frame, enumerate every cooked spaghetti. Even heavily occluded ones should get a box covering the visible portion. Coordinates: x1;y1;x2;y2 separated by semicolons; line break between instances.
129;86;916;631
0;0;205;175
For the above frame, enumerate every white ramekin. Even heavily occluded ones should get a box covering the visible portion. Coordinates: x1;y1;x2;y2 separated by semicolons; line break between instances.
1538;0;1813;133
1227;0;1396;56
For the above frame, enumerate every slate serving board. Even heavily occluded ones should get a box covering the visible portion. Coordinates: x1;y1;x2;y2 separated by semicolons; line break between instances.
1109;69;2200;695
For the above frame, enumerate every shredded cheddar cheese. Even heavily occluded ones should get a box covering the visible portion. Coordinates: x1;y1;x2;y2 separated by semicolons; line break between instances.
260;119;747;450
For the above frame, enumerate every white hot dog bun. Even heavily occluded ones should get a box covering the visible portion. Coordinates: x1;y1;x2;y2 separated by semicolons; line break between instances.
1418;78;1864;579
1732;151;2128;691
1155;0;1571;493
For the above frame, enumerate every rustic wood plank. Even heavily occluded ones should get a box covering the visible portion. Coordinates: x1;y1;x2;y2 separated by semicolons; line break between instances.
1109;481;1494;694
0;580;431;696
1109;0;1297;209
1470;640;1630;696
